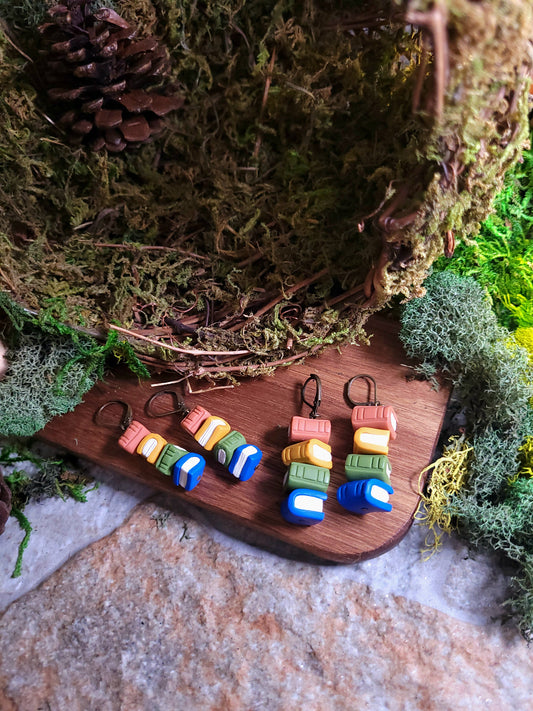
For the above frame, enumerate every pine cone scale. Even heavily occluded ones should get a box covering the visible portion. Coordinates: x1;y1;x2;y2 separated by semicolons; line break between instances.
100;80;127;96
82;97;104;112
93;8;131;29
148;94;184;116
122;38;159;58
118;90;153;112
66;47;88;63
95;108;122;129
120;116;151;143
72;119;93;134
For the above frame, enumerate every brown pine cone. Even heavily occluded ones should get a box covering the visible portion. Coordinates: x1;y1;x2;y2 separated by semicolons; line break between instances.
0;470;12;535
38;1;183;152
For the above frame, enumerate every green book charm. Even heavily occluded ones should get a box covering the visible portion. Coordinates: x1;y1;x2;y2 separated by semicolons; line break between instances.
155;443;189;477
344;453;391;486
283;462;330;493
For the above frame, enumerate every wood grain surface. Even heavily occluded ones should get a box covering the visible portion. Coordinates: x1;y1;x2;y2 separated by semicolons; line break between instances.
39;317;449;562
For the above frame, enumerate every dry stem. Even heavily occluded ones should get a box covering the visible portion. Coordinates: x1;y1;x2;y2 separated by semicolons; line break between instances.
109;324;252;357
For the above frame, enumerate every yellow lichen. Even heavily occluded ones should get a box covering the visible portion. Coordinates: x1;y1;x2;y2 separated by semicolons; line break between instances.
515;328;533;364
415;435;473;559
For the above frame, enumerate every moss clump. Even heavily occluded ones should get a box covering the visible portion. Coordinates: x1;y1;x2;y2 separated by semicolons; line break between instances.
400;271;533;641
0;443;97;576
400;271;532;433
0;0;531;377
0;293;150;437
433;127;533;331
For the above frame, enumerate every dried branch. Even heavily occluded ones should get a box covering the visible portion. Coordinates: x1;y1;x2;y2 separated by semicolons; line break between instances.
108;324;252;357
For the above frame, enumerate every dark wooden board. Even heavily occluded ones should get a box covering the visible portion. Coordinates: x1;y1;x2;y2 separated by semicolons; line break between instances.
39;317;449;562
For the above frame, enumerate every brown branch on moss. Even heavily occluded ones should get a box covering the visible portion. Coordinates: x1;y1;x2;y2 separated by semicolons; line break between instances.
189;347;321;378
108;325;252;357
0;19;32;62
406;1;449;120
94;242;210;261
325;284;365;308
234;268;330;326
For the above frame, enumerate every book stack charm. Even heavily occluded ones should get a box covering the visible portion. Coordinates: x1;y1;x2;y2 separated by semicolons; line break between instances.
146;391;263;482
280;375;332;525
94;400;205;491
336;375;397;514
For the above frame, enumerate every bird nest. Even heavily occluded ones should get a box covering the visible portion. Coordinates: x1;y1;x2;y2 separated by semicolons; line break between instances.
0;0;531;380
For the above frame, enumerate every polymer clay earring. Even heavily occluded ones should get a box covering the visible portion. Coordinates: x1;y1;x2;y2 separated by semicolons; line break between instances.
336;375;397;514
280;374;332;525
94;400;205;491
145;391;263;482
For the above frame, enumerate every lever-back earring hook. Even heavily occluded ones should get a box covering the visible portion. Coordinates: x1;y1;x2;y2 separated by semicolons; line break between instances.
301;374;322;419
93;400;133;431
145;390;189;419
345;374;380;408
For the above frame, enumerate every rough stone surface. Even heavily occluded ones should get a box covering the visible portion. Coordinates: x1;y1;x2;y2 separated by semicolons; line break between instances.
0;461;153;611
1;499;531;711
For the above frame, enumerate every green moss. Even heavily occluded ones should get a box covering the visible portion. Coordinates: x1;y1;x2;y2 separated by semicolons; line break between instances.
433;135;533;330
401;271;533;640
0;294;149;437
0;0;530;375
1;443;97;576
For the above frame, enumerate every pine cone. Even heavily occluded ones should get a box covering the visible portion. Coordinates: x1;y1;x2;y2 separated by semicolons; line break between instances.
38;1;183;152
0;470;12;535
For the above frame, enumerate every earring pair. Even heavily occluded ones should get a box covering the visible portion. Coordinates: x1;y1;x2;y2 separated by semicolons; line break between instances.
94;400;206;492
94;391;264;493
279;374;399;526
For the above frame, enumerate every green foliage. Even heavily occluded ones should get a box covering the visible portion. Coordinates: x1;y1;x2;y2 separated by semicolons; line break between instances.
450;476;533;641
1;443;97;577
400;271;532;433
0;1;48;30
8;508;32;579
0;0;530;372
508;555;533;643
433;138;533;330
401;270;533;641
0;293;149;437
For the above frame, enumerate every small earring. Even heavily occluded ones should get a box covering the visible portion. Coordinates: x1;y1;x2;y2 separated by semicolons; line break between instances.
94;400;205;491
336;375;396;514
145;390;263;482
280;374;331;525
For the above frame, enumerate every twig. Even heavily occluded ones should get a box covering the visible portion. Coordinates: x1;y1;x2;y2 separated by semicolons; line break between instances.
325;283;365;308
0;268;18;294
230;267;329;329
406;1;449;121
190;347;318;377
108;324;252;357
0;19;33;62
186;380;235;394
323;10;403;32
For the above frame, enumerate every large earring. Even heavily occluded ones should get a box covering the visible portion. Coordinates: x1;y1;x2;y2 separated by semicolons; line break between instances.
280;374;331;525
94;400;205;491
145;390;263;482
336;375;397;514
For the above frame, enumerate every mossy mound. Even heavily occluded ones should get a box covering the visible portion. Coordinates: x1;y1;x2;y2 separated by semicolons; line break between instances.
1;0;531;378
